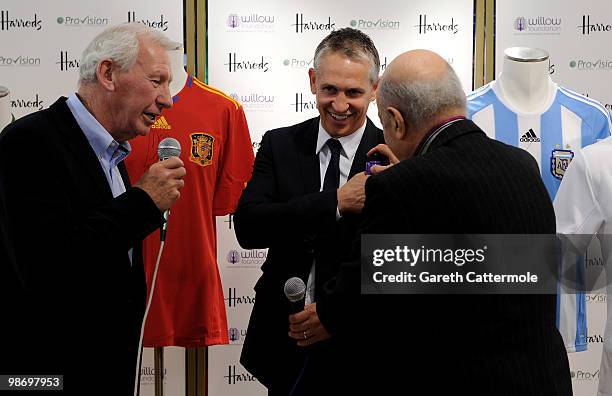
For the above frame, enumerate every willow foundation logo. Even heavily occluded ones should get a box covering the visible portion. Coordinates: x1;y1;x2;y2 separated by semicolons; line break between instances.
228;327;248;343
57;15;109;27
578;15;612;35
291;13;335;33
127;11;168;31
414;14;458;34
230;92;275;111
513;16;561;34
226;248;267;266
227;13;275;32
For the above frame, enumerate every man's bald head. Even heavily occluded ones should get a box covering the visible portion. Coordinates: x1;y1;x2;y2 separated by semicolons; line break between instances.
377;49;466;133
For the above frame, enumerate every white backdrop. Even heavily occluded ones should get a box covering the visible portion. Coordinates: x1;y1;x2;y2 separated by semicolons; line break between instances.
0;2;185;394
208;1;475;394
496;1;612;395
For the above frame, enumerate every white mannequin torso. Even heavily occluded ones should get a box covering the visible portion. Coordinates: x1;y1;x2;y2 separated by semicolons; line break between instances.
168;46;188;97
495;47;556;114
0;86;11;132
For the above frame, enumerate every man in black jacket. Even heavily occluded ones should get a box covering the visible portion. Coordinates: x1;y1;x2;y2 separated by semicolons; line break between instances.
235;28;383;395
309;50;572;394
0;23;185;394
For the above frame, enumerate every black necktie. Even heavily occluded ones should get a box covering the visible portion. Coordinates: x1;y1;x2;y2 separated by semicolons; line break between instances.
323;138;342;191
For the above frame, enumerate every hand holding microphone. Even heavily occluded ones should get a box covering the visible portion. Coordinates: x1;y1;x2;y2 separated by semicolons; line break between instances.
285;277;331;347
135;137;186;212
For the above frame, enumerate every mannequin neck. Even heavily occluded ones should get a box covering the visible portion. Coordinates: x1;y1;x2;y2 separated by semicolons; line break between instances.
0;90;11;131
496;56;554;114
168;48;188;97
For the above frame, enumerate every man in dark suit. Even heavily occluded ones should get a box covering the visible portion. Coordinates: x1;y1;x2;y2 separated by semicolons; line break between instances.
309;50;572;394
235;28;383;395
0;23;186;394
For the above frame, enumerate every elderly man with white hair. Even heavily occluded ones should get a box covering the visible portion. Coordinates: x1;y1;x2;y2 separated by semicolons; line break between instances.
0;23;186;393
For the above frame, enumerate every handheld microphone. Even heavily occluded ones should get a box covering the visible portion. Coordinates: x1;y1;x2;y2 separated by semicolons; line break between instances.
284;277;306;314
157;137;181;241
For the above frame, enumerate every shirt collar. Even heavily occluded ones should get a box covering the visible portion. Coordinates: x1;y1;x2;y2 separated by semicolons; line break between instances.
66;93;131;164
315;118;367;161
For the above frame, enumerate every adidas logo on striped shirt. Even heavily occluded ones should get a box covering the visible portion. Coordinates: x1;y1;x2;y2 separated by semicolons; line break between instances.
520;128;540;142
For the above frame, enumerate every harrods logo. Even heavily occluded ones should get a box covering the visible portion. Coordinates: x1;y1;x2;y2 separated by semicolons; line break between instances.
0;11;42;31
414;14;458;34
224;365;257;385
578;15;612;35
225;287;255;307
292;13;335;33
225;53;270;72
56;51;79;71
127;11;168;31
291;93;317;113
11;94;43;111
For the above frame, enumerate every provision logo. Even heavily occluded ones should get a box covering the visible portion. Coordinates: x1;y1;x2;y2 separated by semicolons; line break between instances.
513;16;561;34
227;13;275;31
586;293;607;303
56;51;79;71
230;92;275;111
225;53;270;72
578;15;612;35
414;14;459;34
291;93;317;113
350;18;400;30
225;287;255;308
0;54;40;67
282;58;314;69
57;15;109;27
11;94;44;111
291;13;335;33
224;365;257;385
571;369;600;381
0;11;42;31
127;11;168;31
569;58;612;71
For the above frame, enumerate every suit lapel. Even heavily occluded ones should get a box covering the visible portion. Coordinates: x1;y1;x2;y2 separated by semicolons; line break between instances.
297;118;321;193
48;98;113;200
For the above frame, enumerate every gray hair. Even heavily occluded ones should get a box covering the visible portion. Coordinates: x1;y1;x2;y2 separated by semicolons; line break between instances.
377;63;466;128
79;22;179;84
313;27;380;84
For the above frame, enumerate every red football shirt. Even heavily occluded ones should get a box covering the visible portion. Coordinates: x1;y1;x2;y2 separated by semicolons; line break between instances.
125;75;254;347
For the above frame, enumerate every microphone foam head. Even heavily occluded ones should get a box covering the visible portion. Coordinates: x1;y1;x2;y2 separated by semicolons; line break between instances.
284;277;306;303
158;137;181;160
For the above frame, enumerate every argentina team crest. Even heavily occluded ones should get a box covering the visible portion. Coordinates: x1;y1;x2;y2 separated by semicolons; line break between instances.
550;147;574;180
190;133;214;166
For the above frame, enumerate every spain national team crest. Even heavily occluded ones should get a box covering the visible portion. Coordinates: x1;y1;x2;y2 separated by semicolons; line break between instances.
550;148;574;180
189;133;214;166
